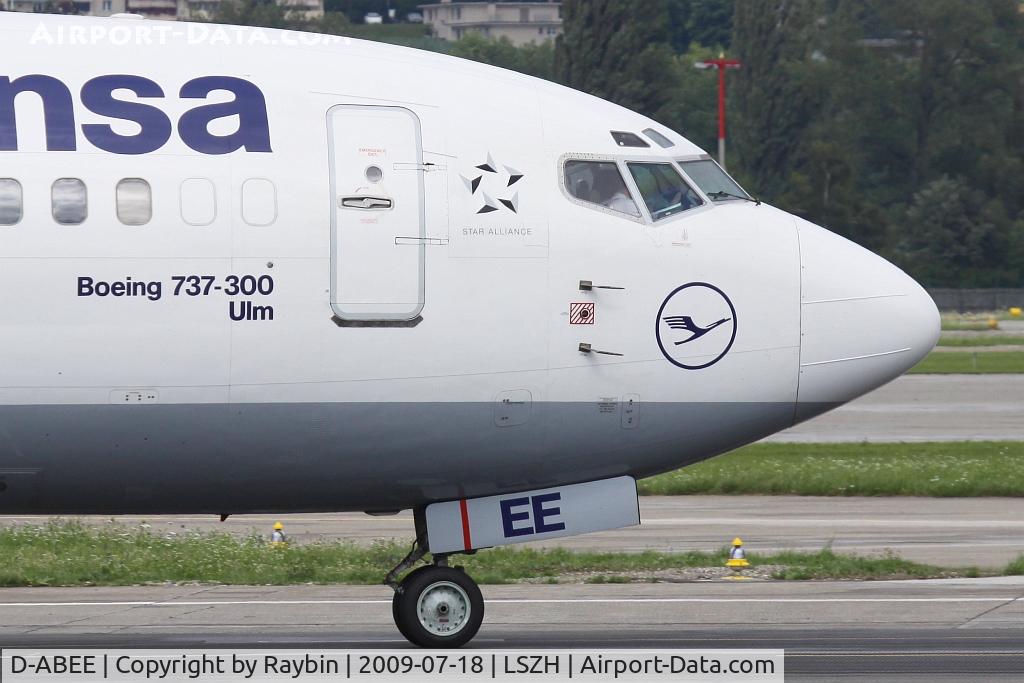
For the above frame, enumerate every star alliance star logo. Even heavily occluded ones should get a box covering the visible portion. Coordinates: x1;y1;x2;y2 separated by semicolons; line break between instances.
462;153;524;214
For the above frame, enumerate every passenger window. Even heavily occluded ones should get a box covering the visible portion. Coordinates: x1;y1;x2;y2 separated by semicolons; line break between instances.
626;162;703;221
242;178;277;227
116;178;152;226
180;178;217;226
564;160;641;218
52;178;87;225
0;179;23;225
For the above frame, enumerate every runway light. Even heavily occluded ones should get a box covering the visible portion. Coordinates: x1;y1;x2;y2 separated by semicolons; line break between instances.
1010;307;1021;318
987;317;1000;330
726;536;750;571
270;521;288;547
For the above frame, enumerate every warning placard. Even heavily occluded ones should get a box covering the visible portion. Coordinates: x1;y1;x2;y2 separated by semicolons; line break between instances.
569;302;595;325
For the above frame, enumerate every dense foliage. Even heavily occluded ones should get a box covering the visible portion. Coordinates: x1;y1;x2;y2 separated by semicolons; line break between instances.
729;0;1024;287
207;0;1024;287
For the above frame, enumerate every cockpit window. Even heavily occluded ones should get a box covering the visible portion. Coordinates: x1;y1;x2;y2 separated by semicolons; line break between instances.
610;131;650;148
626;162;703;220
680;159;750;202
564;160;641;218
642;128;675;149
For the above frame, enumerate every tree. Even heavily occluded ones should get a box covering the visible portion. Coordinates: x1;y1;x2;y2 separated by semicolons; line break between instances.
668;0;734;51
731;0;823;197
658;44;721;153
555;0;677;121
871;0;1022;193
449;33;555;80
894;176;1024;287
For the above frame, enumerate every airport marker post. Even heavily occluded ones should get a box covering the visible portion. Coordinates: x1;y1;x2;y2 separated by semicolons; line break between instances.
694;55;742;169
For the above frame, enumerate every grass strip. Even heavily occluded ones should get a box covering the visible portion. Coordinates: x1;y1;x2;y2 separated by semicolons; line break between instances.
637;442;1024;497
0;522;1018;586
908;351;1024;373
941;322;1000;331
937;336;1024;347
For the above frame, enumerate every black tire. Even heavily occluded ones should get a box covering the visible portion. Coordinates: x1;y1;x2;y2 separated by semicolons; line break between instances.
392;566;432;643
393;566;484;648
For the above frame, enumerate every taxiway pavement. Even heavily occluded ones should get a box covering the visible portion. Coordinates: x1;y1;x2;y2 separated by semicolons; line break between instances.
0;580;1021;680
767;374;1024;442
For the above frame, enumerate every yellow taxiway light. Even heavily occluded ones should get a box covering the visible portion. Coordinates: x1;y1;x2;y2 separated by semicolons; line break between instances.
270;521;288;547
726;536;750;569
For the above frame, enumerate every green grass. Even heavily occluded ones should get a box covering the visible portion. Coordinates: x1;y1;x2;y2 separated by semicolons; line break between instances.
638;442;1024;497
909;351;1024;373
940;312;1012;330
0;522;1017;586
941;321;999;331
937;336;1024;346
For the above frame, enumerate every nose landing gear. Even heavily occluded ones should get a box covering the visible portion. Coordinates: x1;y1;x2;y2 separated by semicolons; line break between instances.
392;565;483;647
385;520;484;648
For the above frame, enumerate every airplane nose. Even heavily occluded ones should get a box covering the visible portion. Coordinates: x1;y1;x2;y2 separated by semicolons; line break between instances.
795;220;940;423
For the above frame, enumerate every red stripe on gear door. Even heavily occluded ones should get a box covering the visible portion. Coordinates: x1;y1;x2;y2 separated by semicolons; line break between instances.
459;499;473;551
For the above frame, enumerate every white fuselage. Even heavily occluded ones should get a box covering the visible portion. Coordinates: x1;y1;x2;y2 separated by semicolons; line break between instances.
0;15;939;514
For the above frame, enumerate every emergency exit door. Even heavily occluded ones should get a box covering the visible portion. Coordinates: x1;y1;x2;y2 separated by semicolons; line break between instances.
328;105;425;321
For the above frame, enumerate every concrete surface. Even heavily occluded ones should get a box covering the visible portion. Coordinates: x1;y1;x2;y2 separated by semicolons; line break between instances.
768;374;1024;442
0;581;1021;679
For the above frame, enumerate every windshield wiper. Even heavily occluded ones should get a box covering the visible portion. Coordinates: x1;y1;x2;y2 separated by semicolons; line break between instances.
708;191;761;206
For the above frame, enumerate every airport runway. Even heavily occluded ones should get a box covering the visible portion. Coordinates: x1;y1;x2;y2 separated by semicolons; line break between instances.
7;495;1022;568
768;374;1024;442
0;580;1021;680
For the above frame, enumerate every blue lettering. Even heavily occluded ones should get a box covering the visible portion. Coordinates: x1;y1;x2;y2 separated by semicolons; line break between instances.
0;75;76;151
178;76;272;154
532;493;566;534
80;75;172;155
500;496;533;538
0;74;271;155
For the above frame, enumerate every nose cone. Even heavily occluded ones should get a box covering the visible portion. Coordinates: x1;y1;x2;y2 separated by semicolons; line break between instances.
795;220;940;423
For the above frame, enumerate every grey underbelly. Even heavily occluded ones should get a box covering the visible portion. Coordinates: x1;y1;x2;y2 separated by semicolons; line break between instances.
0;401;796;514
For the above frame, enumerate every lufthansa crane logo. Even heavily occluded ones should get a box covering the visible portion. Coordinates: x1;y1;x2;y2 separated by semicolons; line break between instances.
656;283;737;370
461;153;524;214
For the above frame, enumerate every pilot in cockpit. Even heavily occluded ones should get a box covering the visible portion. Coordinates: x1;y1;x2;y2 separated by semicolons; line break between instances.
592;168;641;217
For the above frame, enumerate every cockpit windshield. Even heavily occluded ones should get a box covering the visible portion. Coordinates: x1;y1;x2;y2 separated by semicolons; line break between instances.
564;160;642;218
626;162;703;221
679;159;750;202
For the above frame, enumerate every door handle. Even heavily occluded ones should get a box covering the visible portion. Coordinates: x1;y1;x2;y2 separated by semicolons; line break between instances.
340;196;394;210
579;280;625;291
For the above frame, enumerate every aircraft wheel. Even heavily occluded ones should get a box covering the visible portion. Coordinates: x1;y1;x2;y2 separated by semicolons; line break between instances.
393;566;483;648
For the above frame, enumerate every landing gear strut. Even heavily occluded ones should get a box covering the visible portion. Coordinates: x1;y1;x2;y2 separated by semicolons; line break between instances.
385;512;484;648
